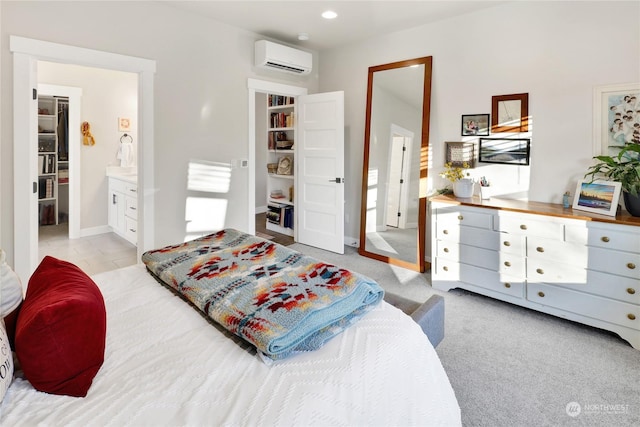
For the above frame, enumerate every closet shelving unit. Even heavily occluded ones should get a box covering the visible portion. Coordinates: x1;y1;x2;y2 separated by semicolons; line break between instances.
265;94;296;237
37;95;69;226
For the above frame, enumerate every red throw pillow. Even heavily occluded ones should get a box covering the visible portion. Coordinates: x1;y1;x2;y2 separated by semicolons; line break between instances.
15;256;106;397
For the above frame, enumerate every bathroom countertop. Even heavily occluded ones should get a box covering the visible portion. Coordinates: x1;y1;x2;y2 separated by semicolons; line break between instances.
106;166;137;184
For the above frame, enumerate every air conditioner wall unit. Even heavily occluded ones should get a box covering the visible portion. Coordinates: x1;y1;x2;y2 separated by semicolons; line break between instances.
255;40;312;75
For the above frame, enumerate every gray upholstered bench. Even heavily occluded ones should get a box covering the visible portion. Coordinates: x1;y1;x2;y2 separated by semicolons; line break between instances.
384;293;445;348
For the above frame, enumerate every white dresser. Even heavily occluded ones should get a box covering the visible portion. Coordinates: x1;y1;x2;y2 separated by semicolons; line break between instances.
431;195;640;350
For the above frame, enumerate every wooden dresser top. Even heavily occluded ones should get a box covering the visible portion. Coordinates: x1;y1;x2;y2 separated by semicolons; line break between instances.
430;194;640;227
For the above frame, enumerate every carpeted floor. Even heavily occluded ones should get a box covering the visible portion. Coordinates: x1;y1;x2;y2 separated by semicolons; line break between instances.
289;243;640;427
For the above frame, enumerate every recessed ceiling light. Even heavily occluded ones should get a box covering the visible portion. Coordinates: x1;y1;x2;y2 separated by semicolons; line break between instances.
322;10;337;20
298;33;309;41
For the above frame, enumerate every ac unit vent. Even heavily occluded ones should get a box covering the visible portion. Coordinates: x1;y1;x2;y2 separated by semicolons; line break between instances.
255;40;312;75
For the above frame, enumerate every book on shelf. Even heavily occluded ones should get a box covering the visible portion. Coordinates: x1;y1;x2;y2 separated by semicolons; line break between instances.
268;95;295;107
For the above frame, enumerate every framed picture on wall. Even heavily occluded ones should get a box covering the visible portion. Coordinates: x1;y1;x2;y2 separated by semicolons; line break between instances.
461;114;490;136
491;93;529;133
276;155;293;175
572;180;621;216
593;83;640;157
479;138;530;165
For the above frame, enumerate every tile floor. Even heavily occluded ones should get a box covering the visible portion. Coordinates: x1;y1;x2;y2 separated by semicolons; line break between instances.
38;223;137;276
37;215;293;276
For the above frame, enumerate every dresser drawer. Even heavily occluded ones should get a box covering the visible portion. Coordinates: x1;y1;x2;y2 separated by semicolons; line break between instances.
554;270;640;305
526;257;587;284
526;237;588;268
586;224;640;253
588;247;640;279
498;254;526;278
433;259;525;299
436;224;500;250
499;233;525;256
495;213;564;239
435;206;493;230
527;283;640;331
436;241;500;270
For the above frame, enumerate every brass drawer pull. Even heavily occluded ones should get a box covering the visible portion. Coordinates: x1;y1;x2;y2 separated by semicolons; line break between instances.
504;283;511;289
504;261;511;267
443;230;449;235
443;247;449;253
627;263;636;270
503;241;511;247
536;247;544;253
536;268;544;275
520;224;527;230
628;314;636;321
601;236;610;243
443;266;449;272
457;215;464;220
538;291;545;297
627;288;636;295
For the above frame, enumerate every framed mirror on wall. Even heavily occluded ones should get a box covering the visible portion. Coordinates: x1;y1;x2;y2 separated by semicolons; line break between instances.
358;56;433;272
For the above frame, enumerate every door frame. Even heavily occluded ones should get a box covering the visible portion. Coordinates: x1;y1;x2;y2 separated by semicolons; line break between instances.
384;124;413;230
247;78;307;235
10;35;156;281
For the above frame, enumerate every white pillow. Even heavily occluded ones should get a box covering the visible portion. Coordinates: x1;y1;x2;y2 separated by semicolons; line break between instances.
0;249;23;317
0;319;14;403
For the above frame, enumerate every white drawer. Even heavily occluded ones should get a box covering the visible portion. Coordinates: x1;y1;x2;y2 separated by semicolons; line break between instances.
124;182;138;196
526;257;587;284
435;206;493;230
124;216;137;242
495;213;564;239
527;283;640;331
554;270;639;305
586;224;640;253
527;237;588;268
436;224;500;251
588;247;640;280
434;259;525;299
436;241;500;271
499;233;525;256
125;196;137;219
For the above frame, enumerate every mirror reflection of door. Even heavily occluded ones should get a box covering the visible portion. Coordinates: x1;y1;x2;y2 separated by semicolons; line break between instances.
385;126;413;229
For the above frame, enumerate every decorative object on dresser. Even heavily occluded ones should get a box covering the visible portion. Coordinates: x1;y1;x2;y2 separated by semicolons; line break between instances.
584;141;640;216
572;180;621;216
431;194;640;350
440;161;474;198
461;114;490;136
491;93;529;133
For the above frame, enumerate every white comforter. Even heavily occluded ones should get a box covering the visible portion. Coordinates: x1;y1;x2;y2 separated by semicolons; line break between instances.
1;264;460;426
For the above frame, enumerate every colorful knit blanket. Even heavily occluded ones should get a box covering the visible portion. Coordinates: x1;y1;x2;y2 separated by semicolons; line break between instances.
141;229;384;360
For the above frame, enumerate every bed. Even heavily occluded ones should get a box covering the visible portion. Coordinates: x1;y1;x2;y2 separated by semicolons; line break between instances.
0;230;460;426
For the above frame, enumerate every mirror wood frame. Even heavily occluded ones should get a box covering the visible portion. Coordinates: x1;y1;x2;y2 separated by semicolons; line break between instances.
358;56;433;272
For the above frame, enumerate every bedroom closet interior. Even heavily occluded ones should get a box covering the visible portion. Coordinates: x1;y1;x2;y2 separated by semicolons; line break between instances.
37;95;69;227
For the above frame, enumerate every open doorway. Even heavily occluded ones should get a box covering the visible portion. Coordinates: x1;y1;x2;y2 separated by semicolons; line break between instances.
10;36;156;281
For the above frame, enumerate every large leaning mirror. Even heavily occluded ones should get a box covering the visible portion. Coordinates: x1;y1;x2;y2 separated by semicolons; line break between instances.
358;56;433;272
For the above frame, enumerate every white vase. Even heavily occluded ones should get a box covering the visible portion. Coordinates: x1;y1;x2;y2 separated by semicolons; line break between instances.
453;178;474;198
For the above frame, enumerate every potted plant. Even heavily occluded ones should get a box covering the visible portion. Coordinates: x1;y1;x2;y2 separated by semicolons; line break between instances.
441;162;474;198
584;142;640;216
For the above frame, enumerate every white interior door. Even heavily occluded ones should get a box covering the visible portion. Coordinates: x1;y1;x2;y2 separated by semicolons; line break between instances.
297;91;344;254
386;135;405;228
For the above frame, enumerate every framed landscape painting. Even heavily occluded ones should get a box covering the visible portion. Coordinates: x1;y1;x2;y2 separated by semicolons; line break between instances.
572;180;621;216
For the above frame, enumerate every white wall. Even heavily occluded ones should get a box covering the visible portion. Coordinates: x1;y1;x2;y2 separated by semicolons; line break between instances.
319;1;640;243
38;61;137;231
0;1;319;265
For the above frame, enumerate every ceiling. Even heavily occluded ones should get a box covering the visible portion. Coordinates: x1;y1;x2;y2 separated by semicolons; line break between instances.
162;1;505;51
